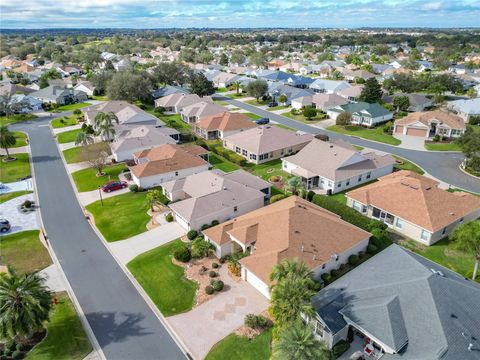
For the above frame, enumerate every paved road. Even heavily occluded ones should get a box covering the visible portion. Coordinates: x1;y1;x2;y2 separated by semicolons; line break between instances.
13;117;187;360
217;95;480;194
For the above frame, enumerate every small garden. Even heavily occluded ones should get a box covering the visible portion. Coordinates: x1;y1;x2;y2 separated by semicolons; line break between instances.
0;153;31;183
392;155;425;174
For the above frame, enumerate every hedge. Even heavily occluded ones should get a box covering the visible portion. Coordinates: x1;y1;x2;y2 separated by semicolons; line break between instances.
311;194;387;232
206;141;247;166
270;194;287;204
333;340;350;358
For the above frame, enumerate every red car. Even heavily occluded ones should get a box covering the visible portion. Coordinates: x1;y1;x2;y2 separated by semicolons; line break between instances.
101;181;128;193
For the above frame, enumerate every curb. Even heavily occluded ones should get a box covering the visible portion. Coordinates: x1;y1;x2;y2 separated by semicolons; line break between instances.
53;126;194;359
458;163;480;181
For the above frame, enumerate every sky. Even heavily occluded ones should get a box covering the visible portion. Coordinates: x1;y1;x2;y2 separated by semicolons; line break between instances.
1;0;480;29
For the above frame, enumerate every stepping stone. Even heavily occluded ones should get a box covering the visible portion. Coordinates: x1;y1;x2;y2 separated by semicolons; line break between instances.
213;311;225;320
235;297;247;306
224;304;236;313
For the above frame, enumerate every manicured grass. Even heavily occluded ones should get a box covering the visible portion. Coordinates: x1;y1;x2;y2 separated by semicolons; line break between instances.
91;95;109;101
0;114;37;126
245;159;291;182
329;193;347;204
71;163;128;192
51;115;79;128
267;105;290;111
424;142;461;151
209;153;240;172
226;93;246;98
0;153;31;183
273;123;295;131
243;112;262;120
393;155;425;175
148;112;191;131
27;292;92;360
0;190;33;204
56;129;83;144
51;102;91;112
400;238;479;282
245;99;268;106
206;328;272;360
127;239;197;316
63;146;83;164
283;111;327;123
11;131;28;147
327;125;402;146
214;100;230;106
86;191;151;241
0;230;52;274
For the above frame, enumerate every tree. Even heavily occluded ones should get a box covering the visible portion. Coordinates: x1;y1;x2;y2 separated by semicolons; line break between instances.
75;131;94;146
273;321;332;360
90;70;114;95
358;77;382;103
189;73;215;96
81;142;111;176
451;221;480;280
303;107;317;120
38;68;61;89
270;259;314;284
245;79;268;101
393;95;410;112
0;94;30;121
151;62;190;87
219;53;229;66
278;94;288;104
146;189;163;212
286;177;306;195
94;112;119;141
233;80;241;95
467;87;478;99
0;125;16;160
230;51;246;66
0;268;52;342
106;71;152;103
249;51;266;68
336;112;352;126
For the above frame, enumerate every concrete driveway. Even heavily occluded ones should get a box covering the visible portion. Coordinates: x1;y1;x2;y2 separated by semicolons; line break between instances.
109;222;185;264
393;134;426;151
0;194;39;234
168;266;268;360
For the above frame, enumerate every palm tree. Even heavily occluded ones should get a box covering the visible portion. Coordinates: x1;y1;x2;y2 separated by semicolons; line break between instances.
0;268;52;342
273;321;333;360
270;258;314;283
286;176;306;195
146;189;163;212
75;131;94;146
451;220;480;280
94;112;119;141
0;125;17;160
233;80;241;95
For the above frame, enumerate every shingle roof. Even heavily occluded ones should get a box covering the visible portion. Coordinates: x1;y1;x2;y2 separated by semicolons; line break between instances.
111;125;178;153
84;101;163;126
395;111;465;130
179;101;227;118
195;112;257;132
330;101;392;118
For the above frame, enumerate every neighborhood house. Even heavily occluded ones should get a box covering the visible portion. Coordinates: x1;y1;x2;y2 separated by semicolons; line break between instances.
194;111;257;140
327;102;393;127
393;111;466;139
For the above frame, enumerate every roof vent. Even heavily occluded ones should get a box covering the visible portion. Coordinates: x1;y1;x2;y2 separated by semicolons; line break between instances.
331;253;339;261
295;230;300;234
450;314;458;319
468;344;473;351
329;145;334;148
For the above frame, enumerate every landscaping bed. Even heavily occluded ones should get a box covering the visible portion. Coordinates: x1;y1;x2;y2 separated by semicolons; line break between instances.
71;163;128;192
327;125;401;146
0;153;31;183
56;129;83;144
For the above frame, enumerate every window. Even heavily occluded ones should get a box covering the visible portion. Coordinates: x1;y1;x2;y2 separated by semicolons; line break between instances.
372;208;381;219
281;149;285;155
250;154;257;160
346;179;350;186
242;149;247;156
337;182;342;187
366;172;371;179
175;171;179;176
235;146;241;154
270;152;273;158
396;218;404;229
328;181;333;187
459;217;464;223
321;264;326;269
259;153;269;161
288;148;293;153
442;227;447;235
234;206;238;212
358;176;362;182
420;230;430;241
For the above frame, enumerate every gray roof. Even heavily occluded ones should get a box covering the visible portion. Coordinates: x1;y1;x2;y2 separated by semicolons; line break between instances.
313;244;480;360
309;79;351;93
31;85;85;101
152;85;189;99
447;98;480;115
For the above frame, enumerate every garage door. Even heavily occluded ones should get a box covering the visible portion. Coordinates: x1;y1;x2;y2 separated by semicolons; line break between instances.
395;125;404;134
406;127;428;137
244;268;271;299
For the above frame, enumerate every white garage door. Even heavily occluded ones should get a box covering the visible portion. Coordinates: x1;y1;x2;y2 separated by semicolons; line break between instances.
244;268;270;299
174;213;190;231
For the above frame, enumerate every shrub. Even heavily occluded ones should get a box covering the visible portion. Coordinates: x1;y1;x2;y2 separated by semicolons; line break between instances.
187;230;198;240
211;220;219;227
321;273;331;284
209;270;217;278
336;111;352;126
348;255;360;266
201;224;211;231
333;340;350;358
330;269;339;277
367;244;378;254
0;355;7;360
173;246;191;262
212;280;224;291
73;109;82;115
5;341;16;352
191;238;213;258
12;351;25;360
212;262;219;269
165;213;174;222
228;262;241;277
219;257;226;264
433;134;440;142
245;314;269;329
358;251;366;259
269;194;286;204
22;199;32;208
15;344;29;352
205;285;214;295
307;190;315;201
129;184;139;192
303;106;317;120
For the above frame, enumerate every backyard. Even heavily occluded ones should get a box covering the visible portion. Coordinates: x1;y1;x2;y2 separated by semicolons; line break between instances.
327;125;401;146
245;159;291;183
209;153;240;173
56;129;83;144
127;239;197;316
85;191;151;241
0;153;31;183
71;163;128;192
0;230;52;274
26;292;92;360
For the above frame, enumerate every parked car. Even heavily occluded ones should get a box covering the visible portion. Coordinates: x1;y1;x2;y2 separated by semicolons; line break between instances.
268;101;278;107
0;219;11;233
256;117;270;125
101;181;128;193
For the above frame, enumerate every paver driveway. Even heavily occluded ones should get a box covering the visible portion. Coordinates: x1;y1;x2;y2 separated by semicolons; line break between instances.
168;266;268;359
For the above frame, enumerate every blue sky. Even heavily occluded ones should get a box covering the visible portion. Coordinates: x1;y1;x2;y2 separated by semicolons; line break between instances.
1;0;480;29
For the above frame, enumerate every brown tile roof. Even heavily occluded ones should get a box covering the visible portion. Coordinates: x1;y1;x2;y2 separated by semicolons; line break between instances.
346;171;480;232
195;112;257;132
129;144;208;178
203;196;370;284
394;111;465;130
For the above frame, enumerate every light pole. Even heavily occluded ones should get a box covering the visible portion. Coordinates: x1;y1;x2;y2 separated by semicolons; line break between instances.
98;186;104;206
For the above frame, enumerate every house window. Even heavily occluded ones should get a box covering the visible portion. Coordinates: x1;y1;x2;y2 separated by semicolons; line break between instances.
288;148;293;153
372;208;381;219
320;178;325;184
281;149;285;155
396;218;404;229
175;171;179;176
328;181;333;187
235;146;241;154
442;227;447;235
250;154;257;160
366;172;371;179
242;149;247;156
259;153;269;161
337;182;342;187
352;201;362;212
358;176;362;182
420;230;430;241
460;217;464;223
321;264;326;269
346;179;350;186
270;152;273;158
234;206;238;212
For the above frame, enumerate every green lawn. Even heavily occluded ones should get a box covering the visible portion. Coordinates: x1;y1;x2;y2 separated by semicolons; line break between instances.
209;153;240;172
215;87;229;93
424;142;461;151
0;190;33;204
91;95;109;101
127;239;197;316
51;115;79;128
283;111;327;124
56;129;83;144
0;114;37;126
327;125;401;146
11;131;28;147
86;191;151;241
27;292;92;360
400;238;479;282
0;230;52;274
63;146;83;164
51;102;91;112
243;112;262;120
267;105;290;111
71;163;128;192
148;112;191;131
273;123;296;132
393;155;425;175
214;100;230;106
0;153;31;183
226;93;246;99
206;328;272;360
245;99;268;106
245;159;291;182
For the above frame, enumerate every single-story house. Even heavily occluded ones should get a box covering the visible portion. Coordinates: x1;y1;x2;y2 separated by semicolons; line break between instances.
9;94;43;112
327;102;393;127
211;72;241;88
223;125;314;164
309;79;351;94
447;98;480;122
180;101;227;124
164;169;271;231
111;125;180;162
30;85;87;105
341;69;375;82
194;112;257;140
291;93;350;111
151;85;189;99
311;244;480;359
73;81;95;96
0;83;35;97
282;139;395;194
154;93;206;113
337;85;364;101
268;84;314;105
346;170;480;245
393;111;466;138
383;93;433;112
84;101;164;127
56;65;82;78
129;144;210;189
203;196;371;298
